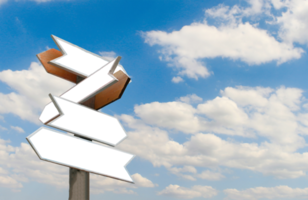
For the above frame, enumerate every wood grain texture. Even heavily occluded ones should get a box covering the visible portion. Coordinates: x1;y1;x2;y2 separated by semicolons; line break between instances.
37;49;77;83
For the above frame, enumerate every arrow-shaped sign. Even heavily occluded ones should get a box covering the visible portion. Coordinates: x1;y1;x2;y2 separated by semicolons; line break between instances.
40;57;120;124
27;127;134;183
37;48;131;110
50;35;127;77
47;94;126;146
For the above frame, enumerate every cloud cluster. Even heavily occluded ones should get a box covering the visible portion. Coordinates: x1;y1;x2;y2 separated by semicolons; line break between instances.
117;86;308;179
10;126;25;133
273;0;308;44
224;185;308;200
158;184;218;199
0;62;74;124
143;0;307;81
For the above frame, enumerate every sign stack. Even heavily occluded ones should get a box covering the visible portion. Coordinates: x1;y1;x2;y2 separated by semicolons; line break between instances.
26;36;134;192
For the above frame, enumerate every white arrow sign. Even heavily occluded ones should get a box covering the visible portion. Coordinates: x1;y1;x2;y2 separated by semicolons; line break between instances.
27;35;135;184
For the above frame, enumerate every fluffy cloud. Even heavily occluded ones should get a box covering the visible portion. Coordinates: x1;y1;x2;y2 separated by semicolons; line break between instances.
99;51;117;61
10;126;25;133
158;184;218;199
224;185;308;200
172;76;184;83
168;166;225;181
143;0;307;80
117;86;308;179
273;0;308;44
134;101;199;133
178;94;203;104
0;62;74;124
132;86;306;149
91;173;156;194
144;22;303;79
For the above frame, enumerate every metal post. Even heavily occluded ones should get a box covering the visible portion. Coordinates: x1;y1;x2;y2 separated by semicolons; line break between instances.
68;76;95;200
69;169;90;200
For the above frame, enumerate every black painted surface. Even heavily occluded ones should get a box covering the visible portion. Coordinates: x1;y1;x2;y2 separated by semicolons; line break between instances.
32;131;129;178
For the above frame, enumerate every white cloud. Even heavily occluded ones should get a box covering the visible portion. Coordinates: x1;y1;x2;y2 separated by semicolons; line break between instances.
224;185;308;200
10;126;24;133
198;96;249;127
270;0;288;9
220;86;273;107
143;1;305;80
90;173;156;194
273;0;308;44
172;76;184;83
0;175;23;190
132;173;156;187
132;86;306;149
0;62;74;124
168;166;198;181
0;140;68;189
134;101;200;133
117;86;308;179
144;22;302;79
196;170;225;180
168;166;224;181
158;184;218;199
0;167;8;175
98;51;117;61
178;94;203;104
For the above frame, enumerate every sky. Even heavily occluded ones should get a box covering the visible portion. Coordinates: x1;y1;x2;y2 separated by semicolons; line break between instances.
2;0;308;199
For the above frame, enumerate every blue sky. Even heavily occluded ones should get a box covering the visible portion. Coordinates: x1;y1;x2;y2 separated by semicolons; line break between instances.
2;0;308;199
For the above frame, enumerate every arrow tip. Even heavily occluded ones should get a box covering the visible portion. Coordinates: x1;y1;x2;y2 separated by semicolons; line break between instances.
109;56;122;75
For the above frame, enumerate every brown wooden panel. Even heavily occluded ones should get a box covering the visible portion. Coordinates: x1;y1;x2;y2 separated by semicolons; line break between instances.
95;70;130;110
37;49;130;110
37;49;77;83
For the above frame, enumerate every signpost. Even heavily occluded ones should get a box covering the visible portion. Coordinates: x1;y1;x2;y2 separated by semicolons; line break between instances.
26;35;134;200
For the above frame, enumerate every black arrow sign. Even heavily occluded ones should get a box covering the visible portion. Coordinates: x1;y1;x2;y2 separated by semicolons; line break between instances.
27;127;134;183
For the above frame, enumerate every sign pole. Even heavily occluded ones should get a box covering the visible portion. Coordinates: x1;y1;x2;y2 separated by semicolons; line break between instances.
68;76;95;200
69;169;89;200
